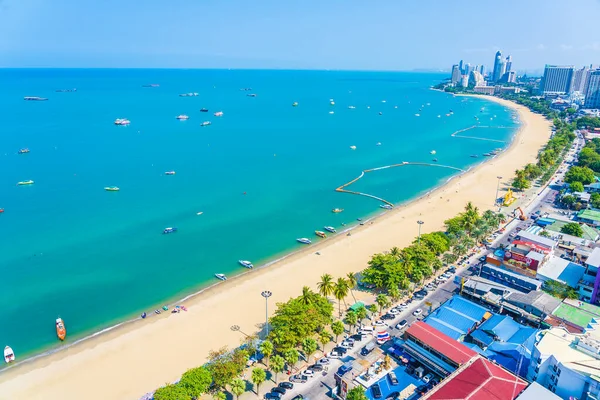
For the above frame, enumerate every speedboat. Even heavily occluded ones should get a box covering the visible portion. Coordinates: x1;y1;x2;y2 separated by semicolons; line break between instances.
470;154;478;158
238;260;253;269
430;150;436;155
376;142;382;146
18;148;30;154
56;318;66;341
349;145;356;150
247;93;257;97
315;231;327;238
348;106;356;109
200;121;211;126
330;100;335;105
176;115;189;120
329;111;334;114
432;158;438;162
437;115;441;118
4;346;15;363
104;186;120;192
114;118;130;125
380;204;393;210
379;112;383;115
200;108;209;112
415;113;420;117
179;93;199;97
142;84;160;88
215;273;227;281
214;111;223;117
332;208;343;213
165;171;176;175
0;209;4;213
292;102;298;107
163;227;178;234
17;180;34;186
402;161;408;165
324;226;336;233
297;238;312;244
24;96;48;101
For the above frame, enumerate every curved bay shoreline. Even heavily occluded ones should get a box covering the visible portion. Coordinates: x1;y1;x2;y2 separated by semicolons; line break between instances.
0;95;551;400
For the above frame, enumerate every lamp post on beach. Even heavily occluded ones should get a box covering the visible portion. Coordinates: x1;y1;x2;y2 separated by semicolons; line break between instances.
494;176;503;207
261;290;272;338
417;220;424;245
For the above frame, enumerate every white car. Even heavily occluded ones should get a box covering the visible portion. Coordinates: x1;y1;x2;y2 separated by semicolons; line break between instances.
328;351;341;359
341;340;353;348
374;320;386;327
303;369;315;377
389;308;400;315
398;303;408;310
413;309;423;317
423;373;433;383
396;320;408;329
318;357;331;365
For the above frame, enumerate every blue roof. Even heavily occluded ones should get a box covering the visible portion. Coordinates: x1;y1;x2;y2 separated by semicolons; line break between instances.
462;342;485;354
558;262;586;288
479;315;520;342
473;315;538;353
470;329;494;346
365;365;421;400
424;296;489;339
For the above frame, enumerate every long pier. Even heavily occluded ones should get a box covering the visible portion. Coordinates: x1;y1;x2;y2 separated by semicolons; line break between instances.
335;162;466;206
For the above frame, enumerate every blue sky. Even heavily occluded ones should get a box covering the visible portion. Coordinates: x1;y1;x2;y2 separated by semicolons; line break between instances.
1;0;599;72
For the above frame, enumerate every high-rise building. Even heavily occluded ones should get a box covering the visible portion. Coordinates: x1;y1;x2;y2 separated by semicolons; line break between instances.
505;55;512;74
469;71;485;87
585;70;600;109
507;71;516;84
480;65;485;76
464;63;473;76
492;51;503;82
460;75;469;88
451;65;461;84
541;65;575;95
459;60;464;74
573;66;591;93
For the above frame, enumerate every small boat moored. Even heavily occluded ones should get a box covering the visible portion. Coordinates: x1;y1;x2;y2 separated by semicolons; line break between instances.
324;226;336;233
315;231;327;238
104;186;120;192
200;108;209;112
114;118;130;125
292;102;298;107
470;154;479;158
56;318;66;341
141;312;147;319
24;96;48;101
332;208;344;213
176;115;189;120
201;121;212;127
215;273;227;281
163;227;178;234
18;148;30;154
380;204;393;210
165;171;176;175
238;260;253;269
297;238;312;244
4;346;15;363
17;180;34;186
214;111;224;117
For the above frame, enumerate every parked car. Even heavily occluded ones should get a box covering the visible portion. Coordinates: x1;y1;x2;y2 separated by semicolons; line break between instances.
374;320;386;326
389;308;400;315
338;362;353;375
291;396;304;400
413;309;423;317
328;351;341;359
398;303;408;310
279;382;294;390
341;340;354;348
351;334;364;342
265;392;282;399
396;319;408;329
333;346;348;355
388;371;399;385
318;357;331;365
290;374;307;383
381;313;395;320
413;293;425;300
478;256;486;262
309;364;323;372
272;387;287;395
303;369;314;377
371;383;383;399
423;373;433;383
361;341;376;356
386;392;400;400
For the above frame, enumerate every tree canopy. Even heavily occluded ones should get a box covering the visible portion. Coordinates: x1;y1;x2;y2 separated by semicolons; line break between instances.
153;383;190;400
179;366;212;399
565;166;595;185
561;222;584;237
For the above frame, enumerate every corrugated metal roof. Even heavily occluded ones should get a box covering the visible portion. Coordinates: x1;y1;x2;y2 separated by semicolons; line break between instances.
587;247;600;268
516;231;557;248
516;382;561;400
405;321;477;365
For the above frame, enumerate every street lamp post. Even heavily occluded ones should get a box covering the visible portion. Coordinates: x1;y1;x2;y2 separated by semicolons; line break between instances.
261;290;272;338
494;176;503;207
417;220;424;245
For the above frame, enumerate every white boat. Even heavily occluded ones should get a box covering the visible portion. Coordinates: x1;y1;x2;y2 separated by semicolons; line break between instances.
324;226;336;233
114;118;130;125
348;106;356;109
415;113;420;117
176;115;189;120
330;101;335;106
380;204;393;210
329;111;334;114
381;100;386;103
350;145;357;150
215;273;227;281
402;161;409;165
430;150;436;155
376;142;382;146
238;260;253;269
4;346;14;363
297;238;312;244
200;121;211;127
437;115;441;118
214;111;223;117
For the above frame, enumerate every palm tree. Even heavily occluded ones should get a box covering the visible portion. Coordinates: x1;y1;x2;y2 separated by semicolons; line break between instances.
319;330;331;351
442;252;458;265
259;340;273;368
317;274;334;298
302;338;318;362
300;286;314;305
388;286;401;303
346;272;358;303
251;368;266;396
376;294;390;314
462;202;480;233
345;310;358;333
283;349;299;372
270;355;285;382
453;243;468;257
356;305;368;325
331;320;345;342
213;392;226;400
368;304;378;319
230;378;245;400
390;246;402;260
333;277;350;317
347;386;368;400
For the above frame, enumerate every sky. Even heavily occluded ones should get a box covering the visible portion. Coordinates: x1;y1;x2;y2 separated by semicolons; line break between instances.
1;0;600;72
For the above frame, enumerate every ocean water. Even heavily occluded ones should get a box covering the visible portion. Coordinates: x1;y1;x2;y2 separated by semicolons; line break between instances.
0;69;518;361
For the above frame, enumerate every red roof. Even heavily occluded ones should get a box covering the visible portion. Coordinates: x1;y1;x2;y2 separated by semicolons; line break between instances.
423;357;528;400
405;321;476;365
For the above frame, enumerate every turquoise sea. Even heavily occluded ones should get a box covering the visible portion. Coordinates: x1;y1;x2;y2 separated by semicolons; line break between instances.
0;69;518;361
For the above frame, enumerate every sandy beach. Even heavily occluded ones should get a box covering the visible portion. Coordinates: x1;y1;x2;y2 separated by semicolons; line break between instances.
0;96;551;400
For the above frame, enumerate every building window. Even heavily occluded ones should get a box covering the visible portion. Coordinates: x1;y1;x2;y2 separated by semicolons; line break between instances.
557;369;561;377
535;366;539;373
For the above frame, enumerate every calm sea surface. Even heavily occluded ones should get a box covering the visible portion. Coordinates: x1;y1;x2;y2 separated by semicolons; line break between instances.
0;69;518;360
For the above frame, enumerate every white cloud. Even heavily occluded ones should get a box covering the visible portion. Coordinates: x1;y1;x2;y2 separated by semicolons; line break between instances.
560;44;574;50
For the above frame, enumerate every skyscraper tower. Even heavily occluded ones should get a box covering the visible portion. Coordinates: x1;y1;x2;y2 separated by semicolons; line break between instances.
451;65;461;84
492;51;503;82
505;56;512;74
480;65;485;76
459;60;464;74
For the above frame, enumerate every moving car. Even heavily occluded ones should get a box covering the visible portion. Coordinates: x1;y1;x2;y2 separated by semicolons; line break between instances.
413;309;423;317
361;341;376;356
396;319;408;329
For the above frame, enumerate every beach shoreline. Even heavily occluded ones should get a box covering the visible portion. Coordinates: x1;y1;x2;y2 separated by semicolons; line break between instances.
0;95;551;400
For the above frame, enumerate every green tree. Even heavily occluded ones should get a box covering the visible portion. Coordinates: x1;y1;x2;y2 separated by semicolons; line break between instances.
153;383;189;400
346;272;358;303
251;367;266;396
270;355;285;382
331;320;345;342
302;338;318;362
524;163;543;180
283;348;299;371
591;192;600;208
368;304;378;317
230;378;246;400
461;201;481;233
319;330;331;350
565;166;595;185
562;194;577;208
376;294;390;314
333;277;350;316
259;340;273;368
356;305;368;324
179;366;212;399
570;181;585;192
347;386;368;400
512;175;531;191
442;252;458;265
413;232;450;255
388;286;401;303
213;392;226;400
317;274;334;297
300;286;315;305
345;310;358;333
561;222;584;237
207;347;248;391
